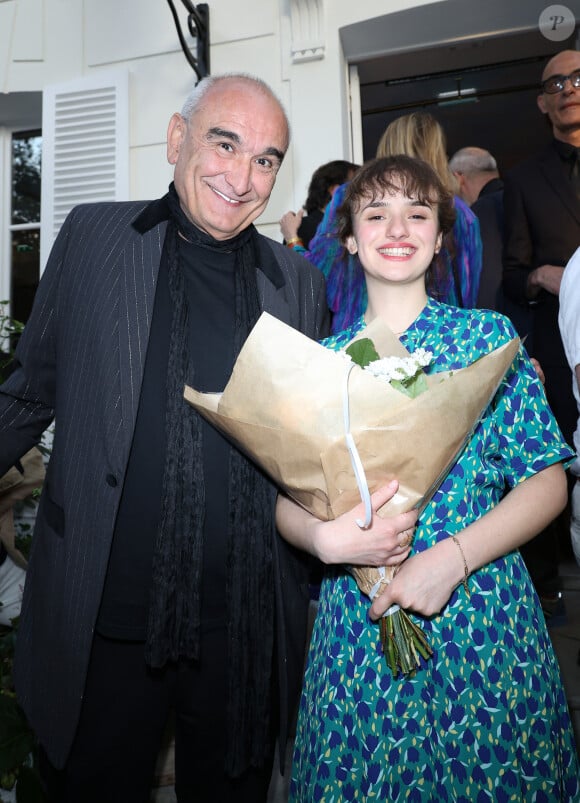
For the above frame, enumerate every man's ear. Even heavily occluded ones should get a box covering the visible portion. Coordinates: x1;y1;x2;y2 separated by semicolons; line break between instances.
453;172;467;197
345;235;358;255
167;113;185;165
537;93;548;116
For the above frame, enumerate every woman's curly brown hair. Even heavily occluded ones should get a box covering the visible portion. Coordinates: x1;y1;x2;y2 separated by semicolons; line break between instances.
336;155;456;294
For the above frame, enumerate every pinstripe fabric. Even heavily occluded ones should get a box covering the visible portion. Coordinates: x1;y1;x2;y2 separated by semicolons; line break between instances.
0;199;329;768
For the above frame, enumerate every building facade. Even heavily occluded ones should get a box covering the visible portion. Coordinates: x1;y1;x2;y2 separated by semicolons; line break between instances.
0;0;577;320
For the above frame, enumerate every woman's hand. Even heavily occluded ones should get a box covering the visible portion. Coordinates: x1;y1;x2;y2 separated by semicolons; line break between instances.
370;462;568;620
369;538;461;619
530;357;545;385
279;209;304;242
276;480;418;567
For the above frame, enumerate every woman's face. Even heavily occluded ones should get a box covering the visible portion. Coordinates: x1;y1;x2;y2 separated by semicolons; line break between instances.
345;183;442;290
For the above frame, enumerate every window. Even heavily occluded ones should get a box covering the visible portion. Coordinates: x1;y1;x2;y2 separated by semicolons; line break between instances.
10;129;42;324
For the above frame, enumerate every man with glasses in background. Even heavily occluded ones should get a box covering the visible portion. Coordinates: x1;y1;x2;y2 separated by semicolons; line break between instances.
502;49;580;605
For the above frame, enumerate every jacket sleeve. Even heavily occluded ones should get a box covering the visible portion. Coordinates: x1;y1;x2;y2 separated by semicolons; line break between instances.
502;172;534;306
0;211;74;473
559;247;580;374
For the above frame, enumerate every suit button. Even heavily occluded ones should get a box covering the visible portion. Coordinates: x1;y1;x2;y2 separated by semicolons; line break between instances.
106;474;118;487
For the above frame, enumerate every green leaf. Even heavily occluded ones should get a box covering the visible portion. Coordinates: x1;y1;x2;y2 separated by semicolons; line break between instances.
391;372;429;399
0;696;35;774
16;764;46;803
345;338;380;368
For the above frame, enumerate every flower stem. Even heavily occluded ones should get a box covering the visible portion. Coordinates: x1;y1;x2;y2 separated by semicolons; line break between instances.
379;609;433;677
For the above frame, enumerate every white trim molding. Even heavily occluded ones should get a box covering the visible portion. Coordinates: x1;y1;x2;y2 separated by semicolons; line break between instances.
289;0;325;63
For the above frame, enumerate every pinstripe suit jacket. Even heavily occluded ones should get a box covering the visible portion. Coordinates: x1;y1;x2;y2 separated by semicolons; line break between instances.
0;197;329;768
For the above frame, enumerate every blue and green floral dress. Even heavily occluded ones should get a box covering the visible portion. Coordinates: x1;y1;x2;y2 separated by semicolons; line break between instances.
290;299;580;802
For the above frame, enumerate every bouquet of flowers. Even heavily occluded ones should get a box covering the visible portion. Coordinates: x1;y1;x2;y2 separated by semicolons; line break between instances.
184;312;519;676
341;337;435;674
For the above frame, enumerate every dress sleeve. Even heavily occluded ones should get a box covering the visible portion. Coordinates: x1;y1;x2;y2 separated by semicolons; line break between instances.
490;317;574;488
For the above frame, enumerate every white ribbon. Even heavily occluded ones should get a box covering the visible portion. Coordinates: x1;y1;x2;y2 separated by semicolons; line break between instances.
343;362;372;529
343;363;398;618
368;567;400;617
368;567;386;601
383;604;400;617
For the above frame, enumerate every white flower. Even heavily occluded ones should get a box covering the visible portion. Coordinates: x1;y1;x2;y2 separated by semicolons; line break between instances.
364;350;433;383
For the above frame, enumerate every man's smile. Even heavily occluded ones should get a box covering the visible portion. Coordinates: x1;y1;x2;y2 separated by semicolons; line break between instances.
208;184;243;205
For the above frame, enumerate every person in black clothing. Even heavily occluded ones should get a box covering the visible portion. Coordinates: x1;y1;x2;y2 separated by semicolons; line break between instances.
449;146;531;339
502;50;580;601
449;146;501;209
502;49;580;449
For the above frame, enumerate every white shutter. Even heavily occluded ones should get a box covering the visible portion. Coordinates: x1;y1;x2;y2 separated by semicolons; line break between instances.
40;70;129;271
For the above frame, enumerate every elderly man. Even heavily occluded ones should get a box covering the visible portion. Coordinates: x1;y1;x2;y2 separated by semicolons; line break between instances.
449;147;505;313
449;146;501;208
449;146;532;337
0;74;331;803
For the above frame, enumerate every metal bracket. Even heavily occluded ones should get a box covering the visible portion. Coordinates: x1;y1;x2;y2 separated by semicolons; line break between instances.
166;0;210;82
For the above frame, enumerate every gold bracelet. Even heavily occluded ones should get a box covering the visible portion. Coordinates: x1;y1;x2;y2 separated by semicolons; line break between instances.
451;536;470;596
286;237;304;248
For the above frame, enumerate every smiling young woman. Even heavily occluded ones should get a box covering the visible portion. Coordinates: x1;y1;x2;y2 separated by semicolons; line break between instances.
276;155;580;802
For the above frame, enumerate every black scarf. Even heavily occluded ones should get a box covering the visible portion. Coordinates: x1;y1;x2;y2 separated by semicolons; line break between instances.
145;183;275;776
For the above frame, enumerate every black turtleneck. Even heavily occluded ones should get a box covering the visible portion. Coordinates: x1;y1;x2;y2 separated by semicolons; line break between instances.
96;234;236;640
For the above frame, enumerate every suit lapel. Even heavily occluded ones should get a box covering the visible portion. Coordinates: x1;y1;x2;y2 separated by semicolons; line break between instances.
256;236;291;322
115;218;167;459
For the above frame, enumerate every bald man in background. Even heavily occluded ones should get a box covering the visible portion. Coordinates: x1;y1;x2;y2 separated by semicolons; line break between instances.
502;49;580;603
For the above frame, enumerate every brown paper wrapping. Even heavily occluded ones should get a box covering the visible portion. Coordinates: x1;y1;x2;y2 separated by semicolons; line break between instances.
184;312;519;600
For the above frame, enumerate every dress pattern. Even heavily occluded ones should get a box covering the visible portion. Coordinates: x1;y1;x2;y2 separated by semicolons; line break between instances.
290;299;580;802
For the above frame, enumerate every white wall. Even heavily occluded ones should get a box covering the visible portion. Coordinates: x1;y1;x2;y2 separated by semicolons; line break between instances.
0;0;436;241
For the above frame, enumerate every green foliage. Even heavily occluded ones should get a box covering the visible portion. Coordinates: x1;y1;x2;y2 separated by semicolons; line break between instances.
346;336;430;398
0;612;44;801
0;304;45;802
345;337;380;368
0;302;24;385
390;372;429;399
0;618;45;801
0;694;35;775
13;765;45;803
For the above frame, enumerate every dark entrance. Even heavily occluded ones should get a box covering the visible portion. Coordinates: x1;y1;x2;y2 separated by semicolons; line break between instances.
341;0;579;171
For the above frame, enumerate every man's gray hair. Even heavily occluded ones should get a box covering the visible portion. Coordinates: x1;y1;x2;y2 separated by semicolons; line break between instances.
449;147;498;175
180;72;290;142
